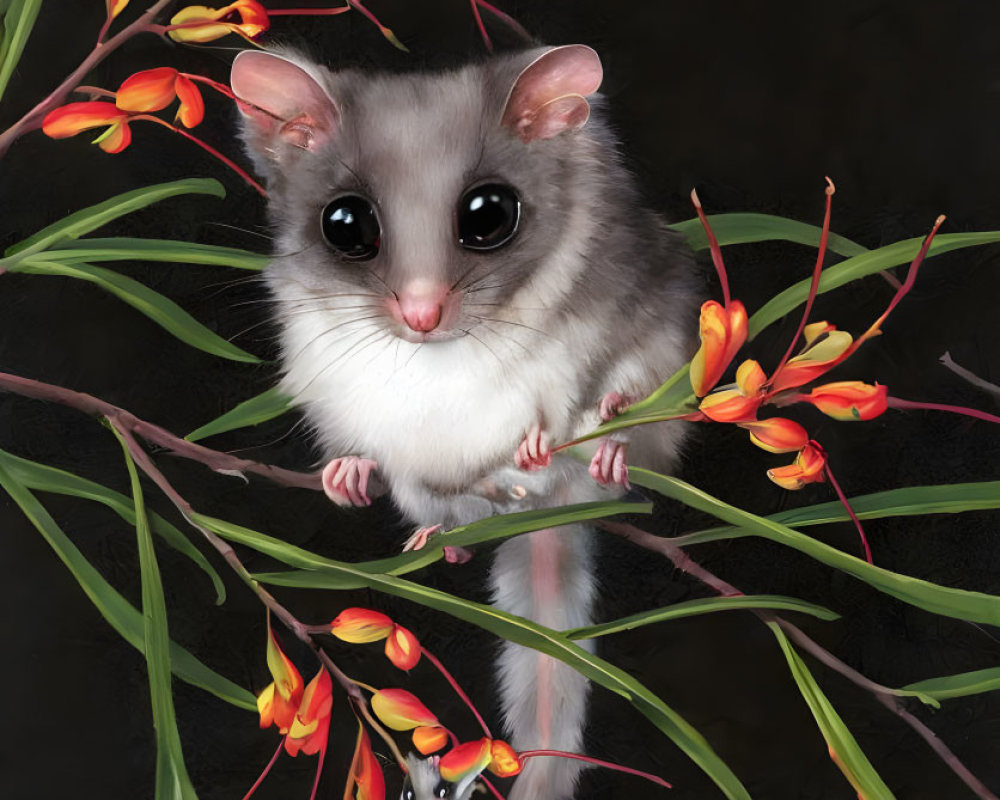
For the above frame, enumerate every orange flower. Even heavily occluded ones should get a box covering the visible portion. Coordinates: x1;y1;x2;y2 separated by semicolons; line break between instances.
167;1;270;43
690;299;748;397
41;102;132;153
330;608;394;643
767;441;827;490
439;738;494;784
257;623;304;733
116;67;205;129
698;359;766;423
285;668;333;757
806;381;888;421
770;321;854;393
739;417;810;454
354;728;385;800
384;624;421;671
370;688;439;731
487;739;523;778
412;725;449;755
330;607;422;670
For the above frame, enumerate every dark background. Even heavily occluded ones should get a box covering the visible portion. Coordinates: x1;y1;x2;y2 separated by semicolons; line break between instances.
2;1;1000;798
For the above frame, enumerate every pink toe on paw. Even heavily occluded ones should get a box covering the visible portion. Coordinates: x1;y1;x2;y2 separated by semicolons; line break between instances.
444;546;473;564
515;422;552;471
589;438;630;489
321;456;378;507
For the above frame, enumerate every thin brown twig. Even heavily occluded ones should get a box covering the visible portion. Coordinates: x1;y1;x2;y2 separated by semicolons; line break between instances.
598;518;1000;800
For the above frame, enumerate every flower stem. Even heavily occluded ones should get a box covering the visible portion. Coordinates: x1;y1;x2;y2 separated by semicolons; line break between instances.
771;177;835;380
888;397;1000;425
241;738;283;800
689;188;731;307
421;646;492;738
518;750;672;789
469;0;493;51
823;459;873;564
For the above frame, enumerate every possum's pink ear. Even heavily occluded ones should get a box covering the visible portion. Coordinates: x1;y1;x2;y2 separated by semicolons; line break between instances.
231;51;339;153
501;45;603;142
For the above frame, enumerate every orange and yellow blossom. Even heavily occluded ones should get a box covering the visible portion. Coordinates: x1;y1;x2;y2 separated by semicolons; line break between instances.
167;1;270;43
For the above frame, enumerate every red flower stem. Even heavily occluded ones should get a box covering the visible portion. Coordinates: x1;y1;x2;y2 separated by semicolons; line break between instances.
72;85;118;99
469;0;493;50
475;0;531;40
518;750;672;789
420;646;493;738
481;776;507;800
308;740;328;800
241;739;284;800
877;215;947;327
887;397;1000;425
346;0;387;32
689;188;730;307
135;114;266;196
181;73;237;100
771;178;835;380
822;459;873;564
96;13;114;46
268;6;351;16
0;0;176;159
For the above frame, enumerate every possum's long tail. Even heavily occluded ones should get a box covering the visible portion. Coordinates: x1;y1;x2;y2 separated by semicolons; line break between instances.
490;525;596;800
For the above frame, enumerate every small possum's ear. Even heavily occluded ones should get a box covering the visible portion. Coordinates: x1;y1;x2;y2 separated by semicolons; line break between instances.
501;45;603;142
230;50;339;162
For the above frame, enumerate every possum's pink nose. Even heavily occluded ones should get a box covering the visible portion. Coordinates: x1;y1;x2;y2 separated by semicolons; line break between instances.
399;297;442;332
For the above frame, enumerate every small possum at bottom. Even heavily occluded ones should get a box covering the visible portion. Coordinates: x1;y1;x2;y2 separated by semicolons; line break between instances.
232;44;696;800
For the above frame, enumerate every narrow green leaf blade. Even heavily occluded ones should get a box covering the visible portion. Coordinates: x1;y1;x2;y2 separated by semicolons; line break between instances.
565;594;839;640
0;464;255;711
0;448;225;603
196;514;749;799
112;428;199;800
748;231;1000;339
0;0;42;103
630;469;1000;626
904;668;1000;701
47;238;268;271
770;624;896;798
185;387;294;442
672;212;868;259
681;481;1000;546
13;260;259;363
4;178;226;259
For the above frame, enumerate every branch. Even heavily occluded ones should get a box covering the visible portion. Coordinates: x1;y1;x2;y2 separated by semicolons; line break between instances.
597;519;1000;800
0;369;390;495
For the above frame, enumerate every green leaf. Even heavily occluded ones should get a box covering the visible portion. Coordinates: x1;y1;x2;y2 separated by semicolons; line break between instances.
112;427;199;800
748;231;1000;339
197;514;749;800
769;623;896;799
564;594;839;640
630;469;1000;626
3;178;226;259
0;464;255;711
256;499;653;587
11;259;260;363
671;212;868;259
0;0;42;103
46;238;268;271
904;668;1000;701
0;448;225;604
679;481;1000;546
185;387;294;442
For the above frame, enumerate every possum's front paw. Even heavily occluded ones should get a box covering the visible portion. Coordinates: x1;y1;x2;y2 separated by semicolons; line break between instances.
321;456;378;506
589;437;630;488
515;422;552;471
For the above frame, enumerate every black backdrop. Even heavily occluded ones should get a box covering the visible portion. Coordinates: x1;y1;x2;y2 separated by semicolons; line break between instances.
2;2;1000;799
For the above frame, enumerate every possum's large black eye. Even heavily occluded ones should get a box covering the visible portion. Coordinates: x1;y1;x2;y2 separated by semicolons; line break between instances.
457;183;520;251
321;195;380;260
